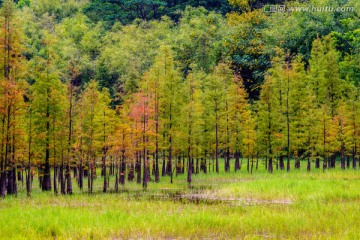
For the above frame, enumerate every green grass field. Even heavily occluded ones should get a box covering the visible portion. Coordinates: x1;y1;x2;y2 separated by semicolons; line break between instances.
1;163;360;239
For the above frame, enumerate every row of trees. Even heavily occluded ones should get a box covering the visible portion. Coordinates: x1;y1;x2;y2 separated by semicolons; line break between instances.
0;0;359;198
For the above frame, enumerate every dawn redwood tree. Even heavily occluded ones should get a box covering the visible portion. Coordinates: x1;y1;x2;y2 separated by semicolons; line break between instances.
96;88;116;193
228;76;250;172
30;67;67;192
256;72;281;173
203;63;232;173
287;57;308;169
29;31;68;192
77;80;105;193
0;0;27;197
317;105;338;171
347;88;360;169
110;113;132;191
128;91;155;189
309;36;344;117
156;45;183;183
139;51;170;183
242;108;256;174
336;101;354;170
180;67;204;186
268;50;291;171
302;87;321;171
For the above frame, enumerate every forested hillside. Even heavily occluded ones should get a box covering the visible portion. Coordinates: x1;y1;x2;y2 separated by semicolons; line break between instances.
0;0;359;198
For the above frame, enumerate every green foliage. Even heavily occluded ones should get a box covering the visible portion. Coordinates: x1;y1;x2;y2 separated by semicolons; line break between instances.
83;0;232;26
1;0;360;199
172;7;226;74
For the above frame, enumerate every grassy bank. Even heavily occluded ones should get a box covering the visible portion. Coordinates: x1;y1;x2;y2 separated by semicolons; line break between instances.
1;167;359;239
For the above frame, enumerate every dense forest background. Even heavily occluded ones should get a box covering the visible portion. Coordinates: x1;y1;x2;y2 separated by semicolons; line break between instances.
0;0;359;197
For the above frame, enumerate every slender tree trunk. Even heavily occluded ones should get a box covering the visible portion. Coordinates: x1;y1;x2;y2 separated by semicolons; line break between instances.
155;89;160;182
136;152;141;184
128;160;134;182
353;154;356;170
161;150;166;177
256;155;259;170
115;158;119;192
60;154;65;194
120;147;126;186
341;145;345;170
250;156;254;174
247;157;249;173
114;157;119;192
215;106;219;174
182;155;185;174
279;155;284;170
169;105;173;184
66;162;72;194
66;84;74;195
315;158;320;169
225;101;230;172
42;96;51;191
353;110;357;170
234;151;240;172
268;157;273;173
53;164;58;195
87;155;91;194
142;106;148;189
265;156;268;170
78;139;83;190
121;156;126;185
102;148;107;193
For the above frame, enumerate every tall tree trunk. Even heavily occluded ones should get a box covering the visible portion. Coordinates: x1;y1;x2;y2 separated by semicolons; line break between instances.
155;87;160;182
102;148;107;193
215;106;219;174
78;140;83;190
225;101;230;172
234;151;240;172
169;105;173;184
250;156;254;174
256;155;259;170
315;158;320;169
279;155;284;170
66;162;72;194
53;164;58;195
142;107;147;189
353;154;356;170
114;157;119;192
66;82;74;195
128;160;134;182
26;112;32;197
341;144;345;170
268;157;273;173
52;119;58;195
136;152;141;184
161;150;166;177
181;155;185;174
120;148;126;186
42;96;51;191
